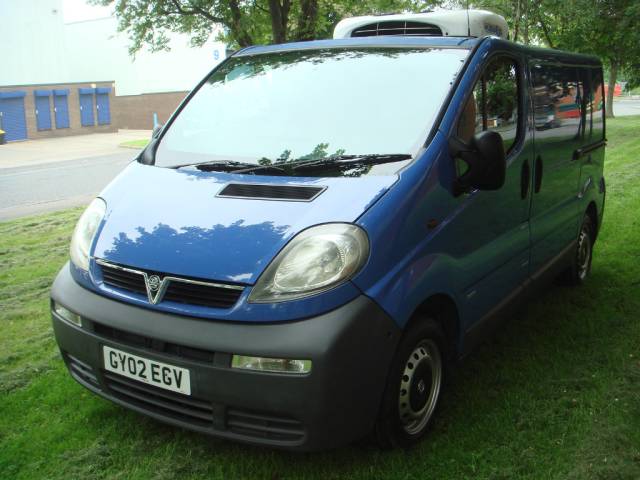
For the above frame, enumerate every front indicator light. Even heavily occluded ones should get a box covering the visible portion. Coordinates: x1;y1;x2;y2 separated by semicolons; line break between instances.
53;302;82;327
231;355;312;374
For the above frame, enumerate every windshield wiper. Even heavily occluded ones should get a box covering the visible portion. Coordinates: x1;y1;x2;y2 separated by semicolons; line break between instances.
173;160;257;172
173;154;411;175
290;154;412;172
174;160;287;175
232;164;287;175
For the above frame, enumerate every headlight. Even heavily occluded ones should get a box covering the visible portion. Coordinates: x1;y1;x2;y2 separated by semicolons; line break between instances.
249;223;369;303
70;198;106;271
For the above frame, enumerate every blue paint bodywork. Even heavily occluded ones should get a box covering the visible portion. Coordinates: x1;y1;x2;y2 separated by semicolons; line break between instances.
80;161;396;321
77;36;606;356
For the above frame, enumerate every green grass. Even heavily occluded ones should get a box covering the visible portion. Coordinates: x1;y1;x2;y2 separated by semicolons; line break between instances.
2;117;640;479
119;139;149;149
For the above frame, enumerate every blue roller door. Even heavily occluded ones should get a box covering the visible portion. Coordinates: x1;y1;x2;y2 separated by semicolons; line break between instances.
34;90;52;131
78;88;95;126
0;91;28;142
53;89;70;129
96;87;112;125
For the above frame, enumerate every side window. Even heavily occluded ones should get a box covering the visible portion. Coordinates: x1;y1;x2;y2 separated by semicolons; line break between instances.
579;68;591;139
458;57;520;153
557;67;584;139
532;65;585;142
590;68;605;141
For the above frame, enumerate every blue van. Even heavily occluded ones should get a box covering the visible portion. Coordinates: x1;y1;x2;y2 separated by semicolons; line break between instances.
50;11;606;451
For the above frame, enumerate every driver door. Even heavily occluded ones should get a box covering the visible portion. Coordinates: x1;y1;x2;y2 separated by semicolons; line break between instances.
449;54;534;342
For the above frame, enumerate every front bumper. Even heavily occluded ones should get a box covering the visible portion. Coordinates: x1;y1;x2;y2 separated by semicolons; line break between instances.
51;263;400;451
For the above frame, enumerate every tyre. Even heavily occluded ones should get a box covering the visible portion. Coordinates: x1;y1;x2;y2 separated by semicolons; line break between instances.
563;214;595;285
375;317;445;448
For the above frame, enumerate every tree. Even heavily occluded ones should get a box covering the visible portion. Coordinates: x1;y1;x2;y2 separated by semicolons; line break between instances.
463;0;640;117
91;0;443;53
96;0;640;116
450;0;549;45
547;0;640;117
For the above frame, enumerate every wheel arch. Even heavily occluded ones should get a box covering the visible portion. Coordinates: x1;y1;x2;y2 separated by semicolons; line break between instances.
586;201;599;240
409;294;461;360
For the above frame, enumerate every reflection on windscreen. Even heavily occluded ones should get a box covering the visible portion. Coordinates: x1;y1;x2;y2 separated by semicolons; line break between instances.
155;47;469;175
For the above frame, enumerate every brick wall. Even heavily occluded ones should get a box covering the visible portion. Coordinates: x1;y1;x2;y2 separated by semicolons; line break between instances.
0;81;117;140
0;82;187;140
113;91;188;130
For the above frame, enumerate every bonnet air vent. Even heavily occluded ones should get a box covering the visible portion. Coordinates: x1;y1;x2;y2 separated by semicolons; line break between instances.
218;183;325;201
351;21;443;37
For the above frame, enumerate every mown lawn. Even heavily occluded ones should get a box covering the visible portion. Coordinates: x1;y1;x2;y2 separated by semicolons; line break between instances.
119;139;149;149
1;117;639;480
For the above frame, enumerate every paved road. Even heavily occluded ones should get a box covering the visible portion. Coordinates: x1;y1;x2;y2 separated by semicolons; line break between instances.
0;152;134;221
613;98;640;117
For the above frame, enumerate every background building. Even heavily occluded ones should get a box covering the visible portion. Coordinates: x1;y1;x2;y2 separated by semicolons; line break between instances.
0;0;226;142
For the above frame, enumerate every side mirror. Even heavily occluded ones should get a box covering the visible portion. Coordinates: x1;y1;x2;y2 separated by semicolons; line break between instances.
450;130;506;195
139;138;158;165
140;125;163;165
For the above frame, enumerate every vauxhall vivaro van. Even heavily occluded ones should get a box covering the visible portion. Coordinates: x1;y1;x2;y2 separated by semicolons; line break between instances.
51;10;606;450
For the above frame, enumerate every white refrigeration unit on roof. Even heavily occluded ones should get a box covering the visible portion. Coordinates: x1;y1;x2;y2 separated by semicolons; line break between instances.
333;10;508;40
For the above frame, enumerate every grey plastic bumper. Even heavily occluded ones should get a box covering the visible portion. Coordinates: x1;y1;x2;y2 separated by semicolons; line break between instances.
50;263;400;451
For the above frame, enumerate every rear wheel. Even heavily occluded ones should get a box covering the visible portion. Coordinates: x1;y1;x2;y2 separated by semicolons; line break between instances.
375;318;445;448
563;214;595;285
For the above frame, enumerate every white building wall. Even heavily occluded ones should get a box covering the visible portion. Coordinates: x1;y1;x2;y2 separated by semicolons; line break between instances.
2;0;71;85
1;0;226;96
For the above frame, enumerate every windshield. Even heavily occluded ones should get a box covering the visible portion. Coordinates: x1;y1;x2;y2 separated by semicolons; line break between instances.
155;46;469;175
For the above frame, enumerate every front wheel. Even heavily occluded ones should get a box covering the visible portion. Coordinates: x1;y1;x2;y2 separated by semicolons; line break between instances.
375;318;445;448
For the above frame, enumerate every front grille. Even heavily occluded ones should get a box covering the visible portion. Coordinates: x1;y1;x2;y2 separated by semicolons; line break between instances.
101;263;146;295
93;322;215;364
66;353;100;388
218;183;325;201
227;408;305;442
161;281;242;308
351;21;443;37
104;372;215;427
98;260;244;309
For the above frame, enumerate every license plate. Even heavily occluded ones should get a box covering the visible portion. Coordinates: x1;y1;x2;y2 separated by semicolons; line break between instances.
103;345;191;395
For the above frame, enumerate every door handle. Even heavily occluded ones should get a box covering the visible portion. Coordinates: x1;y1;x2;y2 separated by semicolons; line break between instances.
534;155;543;193
520;159;530;199
573;139;607;160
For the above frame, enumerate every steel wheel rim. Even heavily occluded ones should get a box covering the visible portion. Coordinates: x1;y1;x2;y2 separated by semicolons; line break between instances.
577;226;591;281
398;339;442;435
